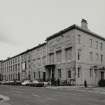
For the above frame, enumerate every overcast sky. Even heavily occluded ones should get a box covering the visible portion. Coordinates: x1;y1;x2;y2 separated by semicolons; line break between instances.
0;0;105;59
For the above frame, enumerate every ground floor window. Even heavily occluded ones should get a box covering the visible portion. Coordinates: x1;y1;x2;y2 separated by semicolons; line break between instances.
68;70;71;78
34;72;36;79
28;71;31;80
43;72;46;81
58;69;61;78
17;72;20;81
90;68;93;78
38;71;40;79
77;67;81;78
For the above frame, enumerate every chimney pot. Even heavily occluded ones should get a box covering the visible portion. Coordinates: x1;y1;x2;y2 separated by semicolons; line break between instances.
81;19;88;30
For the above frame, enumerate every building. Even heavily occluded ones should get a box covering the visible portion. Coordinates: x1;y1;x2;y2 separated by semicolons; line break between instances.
45;19;105;86
1;55;22;82
0;61;3;81
0;19;105;86
20;43;47;81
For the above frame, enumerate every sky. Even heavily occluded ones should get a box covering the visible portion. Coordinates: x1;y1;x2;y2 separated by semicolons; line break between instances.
0;0;105;59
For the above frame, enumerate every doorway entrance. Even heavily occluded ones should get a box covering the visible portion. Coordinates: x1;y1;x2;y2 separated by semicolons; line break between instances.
45;64;55;84
101;71;104;80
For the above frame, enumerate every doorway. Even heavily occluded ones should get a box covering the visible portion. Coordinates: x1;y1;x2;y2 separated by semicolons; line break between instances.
45;64;55;82
101;71;104;80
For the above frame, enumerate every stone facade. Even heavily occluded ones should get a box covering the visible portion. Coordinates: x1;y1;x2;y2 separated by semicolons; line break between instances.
28;43;47;81
0;19;105;86
75;28;105;86
46;29;76;85
0;61;3;81
1;55;21;82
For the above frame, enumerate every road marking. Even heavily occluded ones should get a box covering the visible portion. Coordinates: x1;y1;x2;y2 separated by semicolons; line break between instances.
32;94;40;97
13;90;24;94
46;97;56;101
10;88;25;91
32;94;56;101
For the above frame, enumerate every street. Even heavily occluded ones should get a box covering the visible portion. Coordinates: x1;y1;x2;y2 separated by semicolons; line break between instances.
0;85;105;105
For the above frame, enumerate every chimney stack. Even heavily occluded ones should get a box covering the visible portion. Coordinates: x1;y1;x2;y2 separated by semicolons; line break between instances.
81;19;88;30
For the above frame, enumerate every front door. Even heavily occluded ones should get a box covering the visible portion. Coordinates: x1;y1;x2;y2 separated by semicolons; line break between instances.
45;64;55;82
101;71;104;80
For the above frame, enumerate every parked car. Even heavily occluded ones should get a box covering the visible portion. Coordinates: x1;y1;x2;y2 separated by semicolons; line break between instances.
1;81;5;85
21;80;31;86
2;81;11;85
8;81;14;85
12;81;21;85
0;81;2;85
30;80;44;87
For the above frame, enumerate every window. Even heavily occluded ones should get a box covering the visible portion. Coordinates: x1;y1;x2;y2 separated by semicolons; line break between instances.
78;34;81;44
96;53;99;60
37;58;41;66
34;72;36;79
58;69;61;78
28;71;31;80
49;53;54;64
89;39;93;47
38;71;40;79
89;52;93;61
22;62;26;70
65;47;72;61
18;64;20;70
101;54;103;63
43;72;46;81
42;56;46;65
100;42;103;50
77;67;81;78
96;41;98;49
90;68;92;78
56;50;62;63
77;49;81;60
68;70;71;78
16;73;19;81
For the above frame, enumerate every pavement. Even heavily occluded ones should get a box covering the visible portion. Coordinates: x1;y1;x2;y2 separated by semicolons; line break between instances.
0;85;105;105
46;86;105;94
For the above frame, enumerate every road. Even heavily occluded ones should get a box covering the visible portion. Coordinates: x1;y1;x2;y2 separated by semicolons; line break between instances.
0;85;105;105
